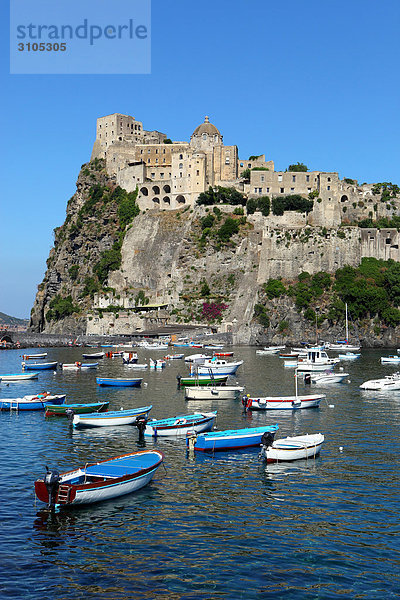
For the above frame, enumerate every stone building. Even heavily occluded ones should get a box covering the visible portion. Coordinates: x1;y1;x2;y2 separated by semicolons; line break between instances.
90;112;397;227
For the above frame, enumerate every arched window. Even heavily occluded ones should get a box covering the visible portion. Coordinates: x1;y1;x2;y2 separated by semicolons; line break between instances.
163;196;170;204
153;197;160;204
152;185;160;194
163;184;171;193
176;195;186;204
140;187;149;196
341;195;348;202
179;163;183;169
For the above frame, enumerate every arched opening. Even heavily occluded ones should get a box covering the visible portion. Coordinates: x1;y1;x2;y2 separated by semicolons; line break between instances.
152;185;160;194
163;184;171;193
163;196;170;204
140;187;149;196
153;197;160;204
341;195;348;202
176;195;186;204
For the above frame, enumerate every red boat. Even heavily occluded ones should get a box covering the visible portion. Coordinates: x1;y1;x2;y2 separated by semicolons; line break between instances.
213;352;234;357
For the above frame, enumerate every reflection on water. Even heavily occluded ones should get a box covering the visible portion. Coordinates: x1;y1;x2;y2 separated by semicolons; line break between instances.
1;346;400;598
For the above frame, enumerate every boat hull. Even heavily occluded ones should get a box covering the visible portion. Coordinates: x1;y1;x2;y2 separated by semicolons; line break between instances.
189;424;279;452
45;401;109;416
184;386;244;400
261;434;325;462
144;412;217;437
0;373;39;381
245;395;324;410
96;377;143;387
178;375;228;387
73;405;152;428
22;362;58;370
34;449;163;506
0;394;66;411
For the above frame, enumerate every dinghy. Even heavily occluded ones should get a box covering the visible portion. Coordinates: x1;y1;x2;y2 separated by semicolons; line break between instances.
60;362;98;370
149;358;166;369
82;352;105;359
177;374;229;387
22;361;58;370
34;449;164;508
144;411;217;437
184;385;244;400
260;432;325;462
187;424;279;452
0;372;39;381
243;394;324;410
256;346;285;355
73;405;152;428
22;353;47;359
96;377;143;387
45;401;109;417
337;352;360;360
0;393;66;411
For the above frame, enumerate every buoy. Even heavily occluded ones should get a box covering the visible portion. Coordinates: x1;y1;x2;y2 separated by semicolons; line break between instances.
329;404;335;408
143;382;148;388
339;446;343;452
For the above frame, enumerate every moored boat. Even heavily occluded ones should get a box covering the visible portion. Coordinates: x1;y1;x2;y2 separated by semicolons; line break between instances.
45;401;109;417
380;355;400;364
184;354;211;364
184;385;245;400
256;346;285;355
122;352;138;364
187;424;279;452
34;449;164;508
144;411;217;437
337;352;361;360
192;358;243;376
0;393;66;411
177;374;229;387
243;394;324;410
82;352;105;359
0;372;39;381
164;354;184;360
22;353;47;359
296;348;340;372
360;372;400;390
149;358;166;369
260;433;325;462
73;405;152;428
305;371;349;384
96;377;143;387
22;361;58;370
60;362;98;369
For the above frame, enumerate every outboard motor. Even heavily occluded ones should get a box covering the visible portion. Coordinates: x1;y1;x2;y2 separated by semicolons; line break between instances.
304;373;312;385
66;408;75;421
44;466;60;511
135;417;147;444
261;431;275;449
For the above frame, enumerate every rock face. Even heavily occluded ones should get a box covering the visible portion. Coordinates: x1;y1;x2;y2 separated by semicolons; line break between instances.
29;162;400;346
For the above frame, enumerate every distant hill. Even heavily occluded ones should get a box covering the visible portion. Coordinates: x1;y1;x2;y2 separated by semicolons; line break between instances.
0;312;29;326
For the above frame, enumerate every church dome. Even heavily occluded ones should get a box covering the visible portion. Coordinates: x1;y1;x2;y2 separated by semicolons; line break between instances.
192;116;221;137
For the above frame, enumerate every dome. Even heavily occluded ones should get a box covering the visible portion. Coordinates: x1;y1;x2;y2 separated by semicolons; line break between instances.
192;116;221;137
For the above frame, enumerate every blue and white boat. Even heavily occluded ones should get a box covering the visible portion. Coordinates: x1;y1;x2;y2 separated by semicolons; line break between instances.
96;377;143;387
187;424;279;452
34;449;164;507
73;405;152;428
144;411;217;437
192;358;243;376
60;362;99;369
0;393;66;411
22;361;58;370
0;372;39;381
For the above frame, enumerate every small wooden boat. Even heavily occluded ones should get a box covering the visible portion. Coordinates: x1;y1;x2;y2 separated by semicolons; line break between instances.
260;433;325;463
34;449;164;508
243;394;324;410
184;385;245;400
381;355;400;364
306;371;349;384
73;405;152;428
164;354;184;360
82;352;105;359
177;374;229;387
122;352;138;364
96;377;143;387
0;372;39;381
337;352;360;360
22;353;47;359
256;345;285;355
0;393;66;411
184;354;211;364
213;352;234;357
60;362;99;370
193;359;243;375
45;401;109;417
204;344;224;350
105;351;124;358
22;361;58;370
125;363;148;369
187;424;279;452
144;411;217;437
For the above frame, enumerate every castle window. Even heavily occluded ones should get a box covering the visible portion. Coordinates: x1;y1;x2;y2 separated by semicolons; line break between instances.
327;177;331;182
156;158;158;163
266;187;270;193
248;163;251;168
196;170;200;176
163;149;166;154
308;187;311;192
280;187;284;193
148;159;150;163
278;174;282;182
140;150;143;154
306;175;310;182
292;175;296;182
156;149;158;154
225;158;230;164
148;149;150;153
254;188;258;193
261;176;264;182
179;154;183;159
179;163;183;169
163;158;166;163
160;173;164;179
327;186;330;191
240;163;243;167
202;134;207;140
151;172;155;177
291;187;295;191
180;173;182;177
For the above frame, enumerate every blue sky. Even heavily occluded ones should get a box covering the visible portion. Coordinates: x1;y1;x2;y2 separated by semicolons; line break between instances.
1;0;400;318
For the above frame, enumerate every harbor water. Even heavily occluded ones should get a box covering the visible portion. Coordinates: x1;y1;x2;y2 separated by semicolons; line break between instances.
0;346;399;599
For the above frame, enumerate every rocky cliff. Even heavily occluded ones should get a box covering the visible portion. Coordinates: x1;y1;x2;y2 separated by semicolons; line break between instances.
30;161;400;346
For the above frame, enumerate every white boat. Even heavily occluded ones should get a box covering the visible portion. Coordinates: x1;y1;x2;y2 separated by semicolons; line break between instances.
60;362;98;369
338;352;361;360
296;348;340;371
140;342;169;350
243;394;324;410
0;372;39;381
149;358;166;369
256;345;285;355
73;405;152;428
260;433;325;462
82;352;105;359
192;358;243;376
22;353;47;359
184;353;211;364
204;344;224;350
380;355;400;364
144;411;217;437
184;385;245;400
125;363;148;369
306;371;350;384
284;359;298;368
164;354;184;360
325;304;360;351
360;372;400;390
122;352;138;364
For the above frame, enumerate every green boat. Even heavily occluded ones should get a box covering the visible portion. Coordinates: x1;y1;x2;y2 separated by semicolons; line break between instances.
177;374;229;387
45;401;109;417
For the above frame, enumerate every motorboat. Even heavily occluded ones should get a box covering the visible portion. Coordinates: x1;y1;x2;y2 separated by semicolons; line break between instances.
360;372;400;390
296;348;340;372
256;346;285;355
337;352;361;360
305;371;350;384
380;355;400;364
